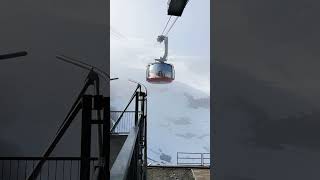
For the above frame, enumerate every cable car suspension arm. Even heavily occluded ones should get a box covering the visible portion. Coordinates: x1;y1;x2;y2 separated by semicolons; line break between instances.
156;35;168;62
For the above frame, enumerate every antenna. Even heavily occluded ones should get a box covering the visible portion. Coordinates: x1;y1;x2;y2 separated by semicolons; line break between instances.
56;55;91;71
128;79;147;94
56;54;118;81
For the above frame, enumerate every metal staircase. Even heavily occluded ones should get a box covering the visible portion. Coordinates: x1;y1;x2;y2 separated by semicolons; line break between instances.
0;70;147;180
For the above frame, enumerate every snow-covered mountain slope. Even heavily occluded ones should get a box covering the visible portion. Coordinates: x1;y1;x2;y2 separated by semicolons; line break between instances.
111;68;210;165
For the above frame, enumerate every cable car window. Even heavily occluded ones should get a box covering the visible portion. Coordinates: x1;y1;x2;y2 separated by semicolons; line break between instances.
148;63;173;78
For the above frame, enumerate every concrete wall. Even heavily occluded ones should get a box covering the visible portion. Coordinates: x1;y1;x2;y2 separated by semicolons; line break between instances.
147;166;195;180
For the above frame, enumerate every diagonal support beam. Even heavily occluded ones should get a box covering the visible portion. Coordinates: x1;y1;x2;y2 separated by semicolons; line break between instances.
27;101;83;180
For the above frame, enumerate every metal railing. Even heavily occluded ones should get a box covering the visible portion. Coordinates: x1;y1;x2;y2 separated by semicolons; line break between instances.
110;114;146;180
110;89;147;180
0;78;147;180
110;111;138;134
177;152;210;166
0;157;98;180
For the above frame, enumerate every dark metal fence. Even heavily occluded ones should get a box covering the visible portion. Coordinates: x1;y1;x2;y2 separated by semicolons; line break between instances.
110;90;147;180
0;157;98;180
177;152;210;166
110;111;137;134
0;80;147;180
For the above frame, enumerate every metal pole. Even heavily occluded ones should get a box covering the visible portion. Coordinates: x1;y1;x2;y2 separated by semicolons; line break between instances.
140;92;147;180
144;91;148;180
103;97;110;179
80;95;92;180
135;91;140;180
93;76;104;180
95;78;103;157
177;152;179;165
135;92;139;126
201;153;204;166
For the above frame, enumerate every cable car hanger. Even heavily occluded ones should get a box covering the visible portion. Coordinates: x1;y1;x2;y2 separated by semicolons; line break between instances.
146;0;189;84
155;35;168;62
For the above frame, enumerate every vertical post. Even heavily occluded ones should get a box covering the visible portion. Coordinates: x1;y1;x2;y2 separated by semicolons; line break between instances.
103;96;110;179
177;152;179;165
144;92;147;180
201;153;204;166
80;95;92;180
135;91;140;180
135;92;139;125
94;76;103;158
140;92;147;180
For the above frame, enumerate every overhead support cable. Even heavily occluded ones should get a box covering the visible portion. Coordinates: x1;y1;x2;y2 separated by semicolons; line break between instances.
161;16;172;35
164;16;179;36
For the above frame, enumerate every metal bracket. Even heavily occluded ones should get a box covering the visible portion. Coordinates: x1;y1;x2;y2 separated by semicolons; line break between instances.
155;35;168;62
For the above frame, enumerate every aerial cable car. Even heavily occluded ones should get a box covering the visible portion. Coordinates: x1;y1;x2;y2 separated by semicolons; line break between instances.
146;35;175;84
146;0;189;84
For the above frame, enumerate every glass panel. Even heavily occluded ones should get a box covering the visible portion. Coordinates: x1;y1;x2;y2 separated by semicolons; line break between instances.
148;63;173;78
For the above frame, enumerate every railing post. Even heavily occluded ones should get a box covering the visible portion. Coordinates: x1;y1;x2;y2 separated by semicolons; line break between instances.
140;92;147;180
201;153;204;166
103;96;110;179
135;137;139;180
80;95;92;180
177;152;179;165
135;92;139;126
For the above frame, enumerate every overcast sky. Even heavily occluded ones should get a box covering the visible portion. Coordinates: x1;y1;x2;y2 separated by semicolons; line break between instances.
110;0;210;94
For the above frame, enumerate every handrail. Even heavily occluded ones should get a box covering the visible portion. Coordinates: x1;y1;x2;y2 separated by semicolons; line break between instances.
177;152;210;166
110;85;140;132
111;111;136;113
0;157;98;160
110;118;142;180
110;111;138;134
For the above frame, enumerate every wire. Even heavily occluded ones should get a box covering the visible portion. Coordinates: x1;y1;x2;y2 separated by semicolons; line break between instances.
58;54;110;78
111;27;128;40
164;16;179;36
160;0;191;36
161;16;172;35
